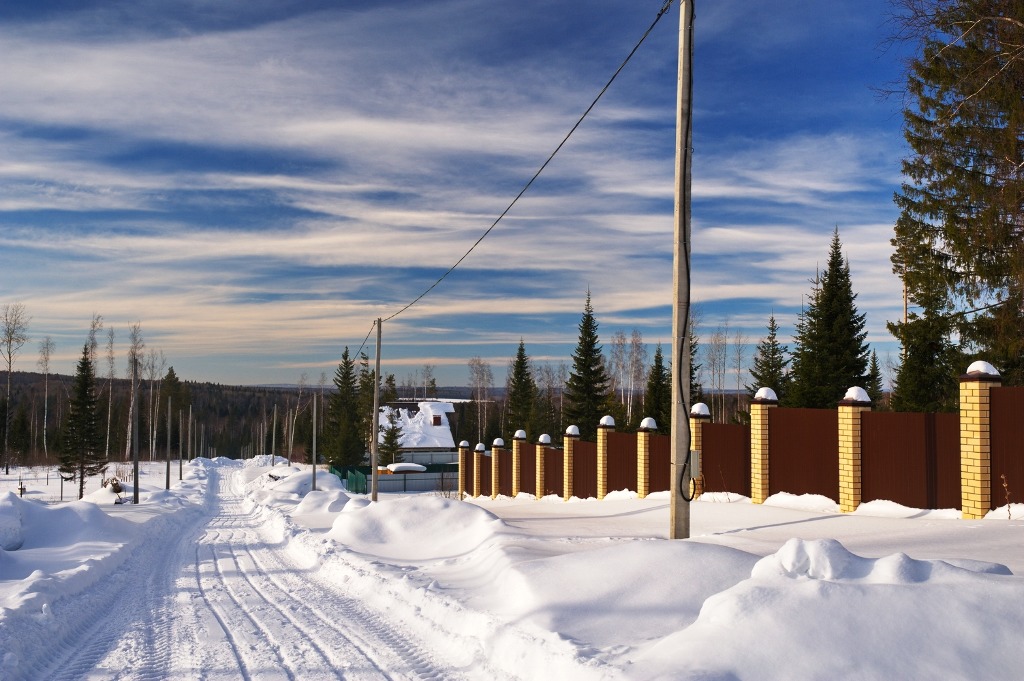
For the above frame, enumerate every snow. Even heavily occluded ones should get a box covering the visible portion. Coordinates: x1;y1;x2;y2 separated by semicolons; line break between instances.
690;402;710;416
639;416;657;429
754;387;778;401
600;414;615;427
387;462;427;473
843;385;870;402
966;360;999;376
565;424;580;437
383;401;456;449
2;460;1024;680
538;433;552;444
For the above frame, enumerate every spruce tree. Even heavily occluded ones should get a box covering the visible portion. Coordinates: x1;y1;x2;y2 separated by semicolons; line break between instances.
505;340;537;436
564;292;613;440
893;0;1024;383
645;343;671;433
864;350;885;408
325;347;363;468
689;324;703;406
746;315;790;400
61;344;105;499
788;230;869;408
378;408;403;466
889;312;961;413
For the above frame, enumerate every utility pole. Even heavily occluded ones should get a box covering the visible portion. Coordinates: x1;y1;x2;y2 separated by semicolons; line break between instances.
670;0;695;540
371;318;382;502
271;404;277;463
132;355;140;505
179;410;183;480
311;398;317;491
165;396;171;490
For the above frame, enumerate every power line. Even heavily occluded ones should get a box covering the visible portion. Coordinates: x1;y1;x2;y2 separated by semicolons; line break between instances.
378;0;677;325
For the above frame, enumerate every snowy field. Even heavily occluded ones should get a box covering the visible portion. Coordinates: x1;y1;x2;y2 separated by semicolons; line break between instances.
2;458;1024;680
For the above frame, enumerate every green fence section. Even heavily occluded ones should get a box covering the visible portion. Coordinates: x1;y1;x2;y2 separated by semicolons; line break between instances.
330;466;367;494
330;462;457;495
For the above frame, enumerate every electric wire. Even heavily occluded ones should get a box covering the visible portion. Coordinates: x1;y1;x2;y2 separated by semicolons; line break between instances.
376;0;677;326
676;0;695;502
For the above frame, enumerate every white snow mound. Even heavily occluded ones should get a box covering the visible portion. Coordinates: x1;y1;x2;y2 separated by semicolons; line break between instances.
0;492;25;550
753;538;1011;582
328;497;504;560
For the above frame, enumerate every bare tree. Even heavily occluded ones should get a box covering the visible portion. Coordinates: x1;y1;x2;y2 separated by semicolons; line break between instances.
87;314;103;367
608;330;628;409
104;327;116;461
627;329;648;425
732;329;748;419
144;349;167;459
124;323;144;462
422;363;435;399
37;336;54;463
2;302;30;473
467;357;493;444
706;323;729;422
288;373;309;462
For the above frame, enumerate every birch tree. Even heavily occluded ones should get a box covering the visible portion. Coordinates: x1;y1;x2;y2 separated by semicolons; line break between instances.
2;302;30;473
37;336;54;462
124;323;144;462
104;327;116;461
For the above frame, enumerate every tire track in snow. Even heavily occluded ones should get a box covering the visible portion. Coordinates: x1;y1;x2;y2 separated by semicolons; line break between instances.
236;509;460;681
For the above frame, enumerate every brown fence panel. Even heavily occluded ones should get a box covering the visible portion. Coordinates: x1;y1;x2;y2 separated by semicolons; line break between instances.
543;447;565;498
497;450;513;497
573;441;597;499
607;432;637;493
702;423;750;496
768;408;838;500
933;413;961;509
992;386;1024;509
477;455;491;497
521;446;537;497
462;451;474;497
650;434;671;492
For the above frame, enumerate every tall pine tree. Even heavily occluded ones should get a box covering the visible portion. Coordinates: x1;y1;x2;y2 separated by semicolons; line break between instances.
645;343;671;433
746;314;790;400
61;344;105;499
505;340;537;437
893;0;1024;383
788;230;869;408
564;292;612;440
325;347;363;468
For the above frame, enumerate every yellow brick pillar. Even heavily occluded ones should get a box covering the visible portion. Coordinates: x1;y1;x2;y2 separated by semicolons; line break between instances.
535;437;546;499
750;388;778;504
636;417;657;498
473;442;484;498
960;362;1001;519
511;430;526;497
689;403;710;498
596;416;615;500
562;428;577;501
457;440;470;500
490;438;505;500
838;387;871;513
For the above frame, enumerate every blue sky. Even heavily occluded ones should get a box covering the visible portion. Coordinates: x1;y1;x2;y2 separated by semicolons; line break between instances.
0;0;912;388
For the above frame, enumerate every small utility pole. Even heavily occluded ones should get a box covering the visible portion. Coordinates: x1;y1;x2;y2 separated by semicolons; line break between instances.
271;404;277;463
132;356;140;505
179;410;183;480
670;0;695;540
165;395;171;490
311;398;317;491
371;318;382;502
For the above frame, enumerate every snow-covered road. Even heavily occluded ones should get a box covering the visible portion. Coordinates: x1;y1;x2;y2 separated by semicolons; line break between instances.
6;456;1024;681
11;468;459;681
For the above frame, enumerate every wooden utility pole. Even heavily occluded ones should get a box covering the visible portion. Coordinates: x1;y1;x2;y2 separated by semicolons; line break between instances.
165;396;171;490
132;356;140;504
371;319;382;501
670;0;695;540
